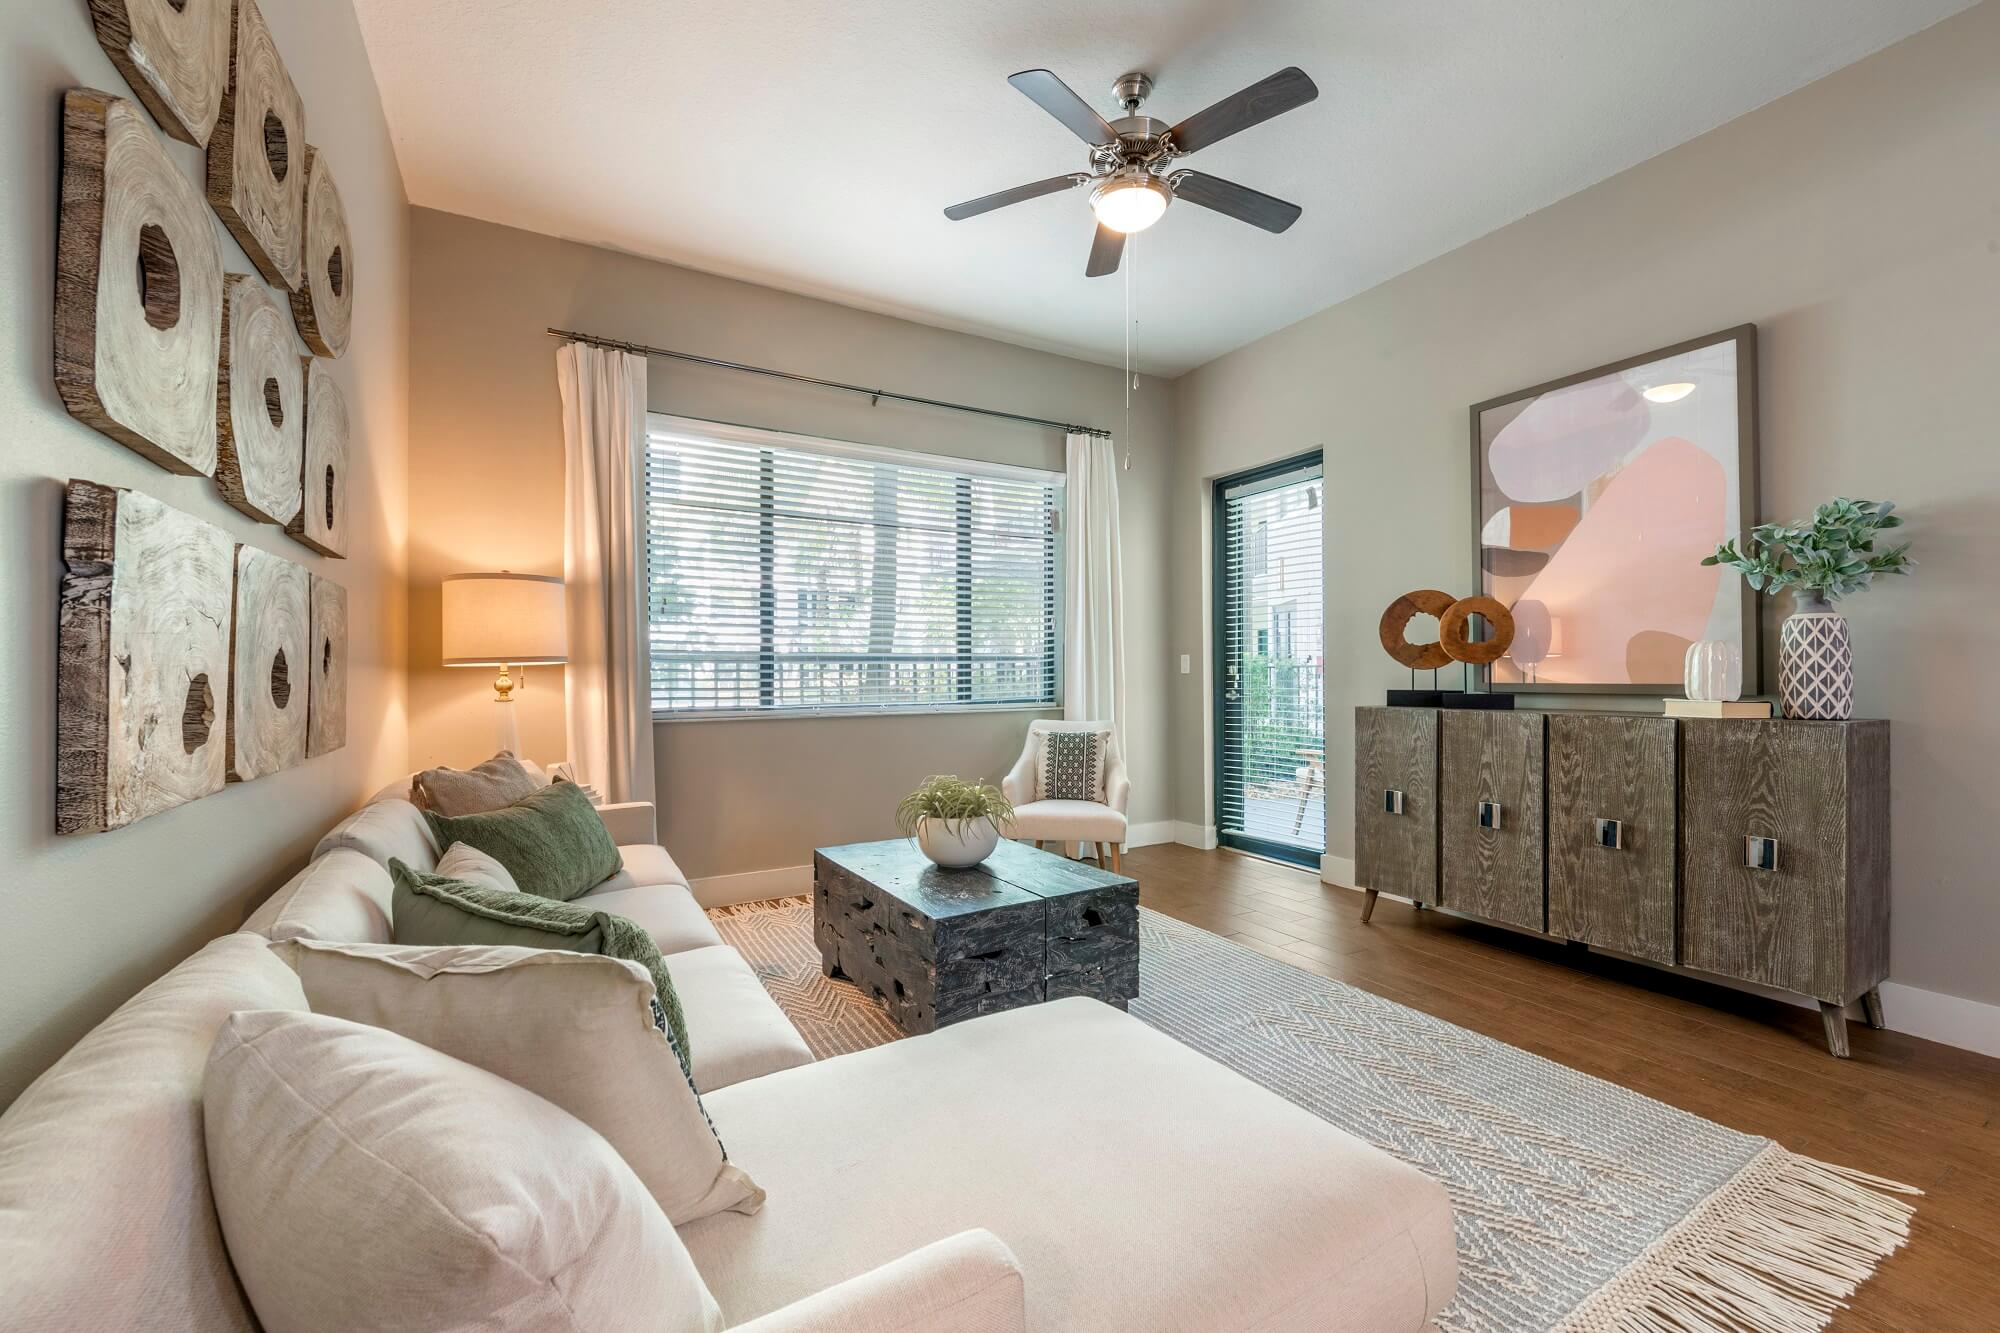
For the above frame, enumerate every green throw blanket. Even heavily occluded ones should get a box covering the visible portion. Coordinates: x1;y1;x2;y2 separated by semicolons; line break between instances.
389;861;692;1074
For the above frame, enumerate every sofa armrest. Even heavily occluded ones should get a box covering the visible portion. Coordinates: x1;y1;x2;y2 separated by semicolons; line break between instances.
1000;742;1037;807
596;800;657;847
730;1230;1024;1333
1104;748;1130;820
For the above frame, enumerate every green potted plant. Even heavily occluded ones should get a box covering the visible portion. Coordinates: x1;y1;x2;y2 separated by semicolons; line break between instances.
1703;498;1913;719
895;775;1014;869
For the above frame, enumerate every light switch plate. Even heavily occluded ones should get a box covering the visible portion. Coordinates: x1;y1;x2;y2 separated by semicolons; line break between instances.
1179;654;1191;674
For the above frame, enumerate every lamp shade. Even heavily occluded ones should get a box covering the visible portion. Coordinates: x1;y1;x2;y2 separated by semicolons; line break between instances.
442;573;567;667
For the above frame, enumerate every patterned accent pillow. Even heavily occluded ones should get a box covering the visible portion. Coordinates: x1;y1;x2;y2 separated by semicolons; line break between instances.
1039;729;1108;802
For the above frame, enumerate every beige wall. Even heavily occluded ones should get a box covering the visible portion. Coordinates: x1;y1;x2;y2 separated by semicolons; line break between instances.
408;210;1173;881
0;5;410;1105
1169;3;2000;1009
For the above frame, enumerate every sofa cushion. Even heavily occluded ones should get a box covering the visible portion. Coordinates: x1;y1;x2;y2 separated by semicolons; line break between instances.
411;750;548;815
593;840;691;892
389;862;693;1073
436;840;523;895
682;998;1457;1332
204;1009;724;1333
241;847;393;944
1007;800;1129;843
0;933;308;1332
272;940;762;1225
421;779;622;902
1037;726;1109;802
667;945;815;1092
314;796;441;874
575;882;725;955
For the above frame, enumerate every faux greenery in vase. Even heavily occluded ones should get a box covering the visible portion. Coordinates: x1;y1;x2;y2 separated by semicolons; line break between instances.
1702;498;1913;720
896;775;1015;869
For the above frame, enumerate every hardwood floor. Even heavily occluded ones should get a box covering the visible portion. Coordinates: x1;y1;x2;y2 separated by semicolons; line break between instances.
1126;842;2000;1331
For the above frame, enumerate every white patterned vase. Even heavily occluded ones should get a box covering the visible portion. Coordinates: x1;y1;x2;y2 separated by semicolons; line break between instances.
1683;640;1743;702
1778;595;1854;720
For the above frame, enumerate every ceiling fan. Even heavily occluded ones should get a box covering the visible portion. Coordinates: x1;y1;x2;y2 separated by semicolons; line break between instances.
943;66;1318;276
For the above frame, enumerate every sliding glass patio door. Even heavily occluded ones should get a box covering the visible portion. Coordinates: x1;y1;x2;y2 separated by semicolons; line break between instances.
1213;453;1326;866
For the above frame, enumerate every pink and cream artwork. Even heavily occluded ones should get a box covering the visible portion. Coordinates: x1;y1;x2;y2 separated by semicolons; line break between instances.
1473;327;1757;691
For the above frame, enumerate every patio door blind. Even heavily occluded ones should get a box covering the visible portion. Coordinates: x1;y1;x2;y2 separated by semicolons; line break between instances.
1214;454;1326;864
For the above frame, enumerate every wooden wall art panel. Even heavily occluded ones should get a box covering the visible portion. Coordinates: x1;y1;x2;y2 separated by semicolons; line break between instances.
57;481;233;834
206;0;305;290
56;89;224;477
227;544;309;783
88;0;231;147
289;148;353;357
308;576;348;758
216;273;304;525
288;357;348;557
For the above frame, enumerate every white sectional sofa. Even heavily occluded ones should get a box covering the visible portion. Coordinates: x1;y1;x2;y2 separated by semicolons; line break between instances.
0;784;1458;1331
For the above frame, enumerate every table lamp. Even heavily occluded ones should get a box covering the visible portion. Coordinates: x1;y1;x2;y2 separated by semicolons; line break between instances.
442;572;567;756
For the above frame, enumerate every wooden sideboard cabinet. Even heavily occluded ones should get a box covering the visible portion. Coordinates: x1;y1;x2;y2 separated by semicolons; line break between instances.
1352;706;1891;1056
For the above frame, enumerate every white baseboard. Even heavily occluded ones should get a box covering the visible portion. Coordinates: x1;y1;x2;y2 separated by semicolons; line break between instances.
1876;982;2000;1059
689;864;810;910
1125;821;1179;850
1174;821;1218;850
1319;855;1355;887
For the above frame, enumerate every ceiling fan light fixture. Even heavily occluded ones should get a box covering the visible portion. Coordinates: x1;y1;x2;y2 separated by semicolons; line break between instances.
1090;173;1170;234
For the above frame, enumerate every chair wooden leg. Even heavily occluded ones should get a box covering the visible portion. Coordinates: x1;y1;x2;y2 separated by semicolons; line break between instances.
1360;889;1379;924
1110;843;1122;872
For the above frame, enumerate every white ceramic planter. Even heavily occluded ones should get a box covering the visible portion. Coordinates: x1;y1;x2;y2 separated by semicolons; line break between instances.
915;817;1001;869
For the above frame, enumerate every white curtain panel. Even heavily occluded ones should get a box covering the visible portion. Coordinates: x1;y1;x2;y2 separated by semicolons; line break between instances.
1063;432;1126;740
557;343;657;806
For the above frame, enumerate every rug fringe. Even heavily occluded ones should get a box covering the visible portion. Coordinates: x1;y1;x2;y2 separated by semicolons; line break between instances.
1554;1143;1918;1332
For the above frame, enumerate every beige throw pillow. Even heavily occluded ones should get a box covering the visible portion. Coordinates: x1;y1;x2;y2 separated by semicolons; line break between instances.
270;938;764;1224
204;1009;724;1333
435;841;521;895
410;751;548;816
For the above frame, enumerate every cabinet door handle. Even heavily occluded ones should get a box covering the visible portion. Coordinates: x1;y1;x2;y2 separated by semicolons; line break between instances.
1744;835;1780;872
1477;800;1503;831
1593;818;1625;850
1383;789;1406;815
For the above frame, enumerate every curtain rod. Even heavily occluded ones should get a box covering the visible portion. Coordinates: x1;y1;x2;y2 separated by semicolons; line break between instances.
545;328;1113;439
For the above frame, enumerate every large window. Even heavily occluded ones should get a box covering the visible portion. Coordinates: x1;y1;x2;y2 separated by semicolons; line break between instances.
643;417;1063;717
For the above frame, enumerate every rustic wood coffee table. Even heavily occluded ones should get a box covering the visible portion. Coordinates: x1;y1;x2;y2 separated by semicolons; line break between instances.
813;838;1140;1035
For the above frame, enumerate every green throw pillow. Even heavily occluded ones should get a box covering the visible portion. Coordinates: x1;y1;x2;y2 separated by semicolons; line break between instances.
389;860;692;1075
421;777;622;902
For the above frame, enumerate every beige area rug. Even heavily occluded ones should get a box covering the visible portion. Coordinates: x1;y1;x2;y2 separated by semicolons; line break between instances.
708;896;1917;1333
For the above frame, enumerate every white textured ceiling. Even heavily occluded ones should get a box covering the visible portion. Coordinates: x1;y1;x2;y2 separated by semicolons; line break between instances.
353;0;1972;376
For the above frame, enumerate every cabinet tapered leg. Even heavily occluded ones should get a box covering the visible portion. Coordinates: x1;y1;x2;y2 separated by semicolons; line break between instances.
1819;1002;1851;1058
1862;987;1886;1030
1360;889;1379;923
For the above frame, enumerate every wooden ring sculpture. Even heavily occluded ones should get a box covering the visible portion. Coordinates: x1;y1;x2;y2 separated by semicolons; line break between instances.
1439;595;1516;665
207;0;306;290
287;359;348;558
217;274;305;525
1378;589;1456;670
290;148;352;357
56;89;224;477
88;0;231;147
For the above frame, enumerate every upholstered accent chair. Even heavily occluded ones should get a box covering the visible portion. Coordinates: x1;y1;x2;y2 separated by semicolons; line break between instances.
1001;719;1129;869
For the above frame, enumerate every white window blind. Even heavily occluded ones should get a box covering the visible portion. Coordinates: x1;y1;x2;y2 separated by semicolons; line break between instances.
643;419;1063;717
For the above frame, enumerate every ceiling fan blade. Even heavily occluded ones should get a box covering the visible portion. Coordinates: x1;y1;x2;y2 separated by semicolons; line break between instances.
1171;171;1302;233
1085;223;1125;277
1008;69;1119;147
1167;67;1318;155
943;174;1087;221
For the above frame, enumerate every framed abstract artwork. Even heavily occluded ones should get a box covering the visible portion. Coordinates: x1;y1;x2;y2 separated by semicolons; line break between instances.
1470;325;1759;694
